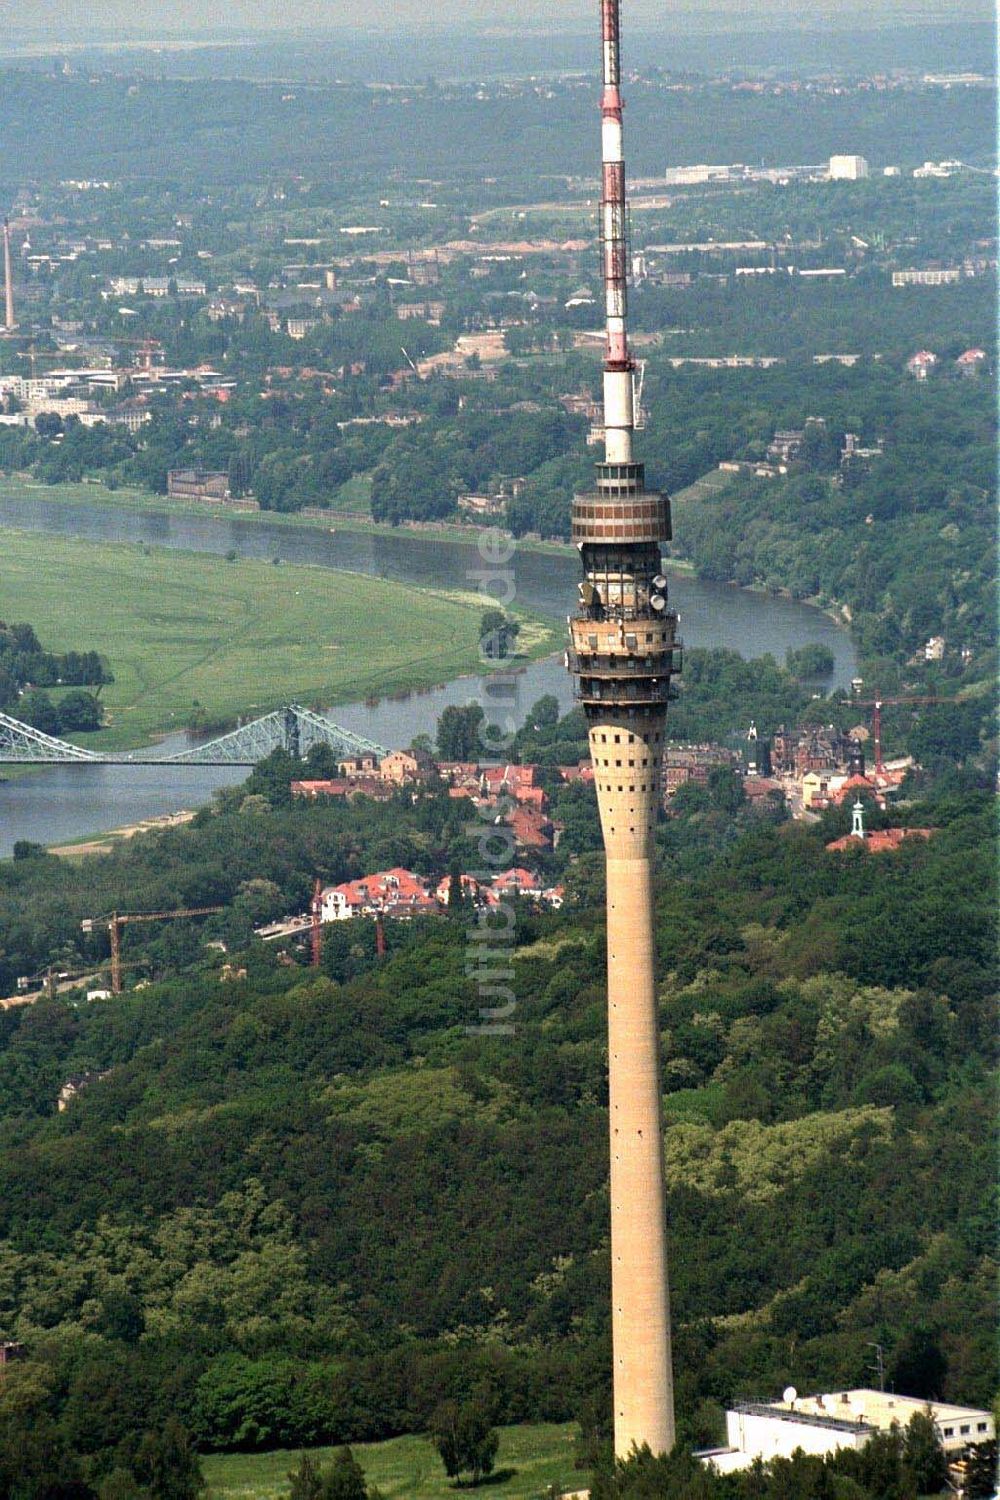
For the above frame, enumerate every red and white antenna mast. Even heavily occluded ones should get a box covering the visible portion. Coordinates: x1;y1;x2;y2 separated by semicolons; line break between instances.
599;0;634;465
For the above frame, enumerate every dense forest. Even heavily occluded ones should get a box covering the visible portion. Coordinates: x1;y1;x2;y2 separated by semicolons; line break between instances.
0;761;992;1490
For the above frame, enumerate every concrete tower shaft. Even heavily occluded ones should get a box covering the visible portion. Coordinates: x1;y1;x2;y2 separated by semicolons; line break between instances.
567;0;682;1461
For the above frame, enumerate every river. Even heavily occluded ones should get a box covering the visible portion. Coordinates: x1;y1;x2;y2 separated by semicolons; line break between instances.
0;494;856;856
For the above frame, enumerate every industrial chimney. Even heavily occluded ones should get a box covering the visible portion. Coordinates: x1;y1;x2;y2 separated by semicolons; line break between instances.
567;0;682;1459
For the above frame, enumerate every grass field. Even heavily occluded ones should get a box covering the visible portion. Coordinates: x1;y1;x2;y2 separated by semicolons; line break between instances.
201;1422;578;1500
0;528;553;749
670;470;731;507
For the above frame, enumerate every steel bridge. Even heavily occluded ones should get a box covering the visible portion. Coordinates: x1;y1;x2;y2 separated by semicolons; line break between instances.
0;705;387;767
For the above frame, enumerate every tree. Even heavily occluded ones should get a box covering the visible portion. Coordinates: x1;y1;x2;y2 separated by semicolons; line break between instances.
480;608;520;661
446;859;466;917
786;644;835;679
902;1410;948;1496
243;748;300;807
891;1326;948;1399
962;1439;998;1499
436;704;485;761
18;688;61;736
305;741;340;779
57;689;103;732
134;1418;204;1500
289;1454;324;1500
591;1445;719;1499
34;410;64;438
12;841;49;861
430;1400;500;1486
320;1448;369;1500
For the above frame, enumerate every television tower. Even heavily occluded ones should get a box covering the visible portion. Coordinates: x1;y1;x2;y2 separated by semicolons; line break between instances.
567;0;682;1459
3;221;15;332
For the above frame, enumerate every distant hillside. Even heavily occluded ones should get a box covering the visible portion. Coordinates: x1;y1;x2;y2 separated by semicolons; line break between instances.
0;778;992;1473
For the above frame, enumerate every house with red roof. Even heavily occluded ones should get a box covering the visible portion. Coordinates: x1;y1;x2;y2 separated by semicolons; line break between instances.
321;867;438;921
482;764;546;806
826;801;935;853
906;350;937;380
434;873;496;907
491;867;544;898
507;806;555;849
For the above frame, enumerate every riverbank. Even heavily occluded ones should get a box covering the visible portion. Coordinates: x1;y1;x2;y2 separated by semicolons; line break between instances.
0;527;555;752
0;475;696;571
49;809;197;858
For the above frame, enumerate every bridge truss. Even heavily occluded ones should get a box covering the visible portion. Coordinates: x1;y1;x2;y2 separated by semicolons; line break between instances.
0;705;387;767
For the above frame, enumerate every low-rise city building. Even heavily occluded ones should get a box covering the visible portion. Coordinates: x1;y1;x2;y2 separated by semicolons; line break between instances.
167;469;230;501
699;1389;994;1474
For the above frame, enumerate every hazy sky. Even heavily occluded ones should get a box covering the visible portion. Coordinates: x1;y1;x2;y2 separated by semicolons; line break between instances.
1;0;989;31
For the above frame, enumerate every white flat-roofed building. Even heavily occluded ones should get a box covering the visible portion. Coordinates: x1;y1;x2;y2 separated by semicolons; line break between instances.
892;267;962;287
699;1390;995;1474
699;1403;874;1474
788;1390;994;1454
830;155;870;180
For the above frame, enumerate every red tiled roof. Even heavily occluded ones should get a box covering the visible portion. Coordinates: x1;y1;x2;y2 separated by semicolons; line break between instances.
492;866;542;892
507;807;553;847
826;828;934;853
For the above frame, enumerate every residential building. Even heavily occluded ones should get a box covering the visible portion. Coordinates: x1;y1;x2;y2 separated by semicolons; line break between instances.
482;764;544;803
955;347;987;374
434;873;493;906
905;348;941;378
320;868;437;922
167;469;230;501
379;748;434;784
57;1071;110;1111
507;806;554;849
397;301;445;324
491;867;543;897
767;429;805;464
292;777;392;802
841;433;884;466
337;754;380;777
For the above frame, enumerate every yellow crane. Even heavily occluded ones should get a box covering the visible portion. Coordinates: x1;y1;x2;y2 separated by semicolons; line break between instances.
81;907;225;994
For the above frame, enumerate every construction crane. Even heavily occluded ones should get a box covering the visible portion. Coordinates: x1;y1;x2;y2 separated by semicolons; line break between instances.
310;879;323;968
852;696;953;775
81;906;225;994
632;359;647;430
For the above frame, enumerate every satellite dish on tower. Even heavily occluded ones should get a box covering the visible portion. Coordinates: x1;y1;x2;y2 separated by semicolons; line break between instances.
783;1387;798;1406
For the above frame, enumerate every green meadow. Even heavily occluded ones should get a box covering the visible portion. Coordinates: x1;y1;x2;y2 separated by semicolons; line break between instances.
0;528;552;749
202;1422;578;1500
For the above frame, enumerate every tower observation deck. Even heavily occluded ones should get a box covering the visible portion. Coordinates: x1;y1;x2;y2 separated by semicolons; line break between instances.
567;0;682;1460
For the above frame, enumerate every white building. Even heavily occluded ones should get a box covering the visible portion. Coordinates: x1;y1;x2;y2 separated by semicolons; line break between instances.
892;268;961;287
914;160;965;178
792;1391;995;1456
700;1403;873;1474
699;1390;995;1474
829;155;870;181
